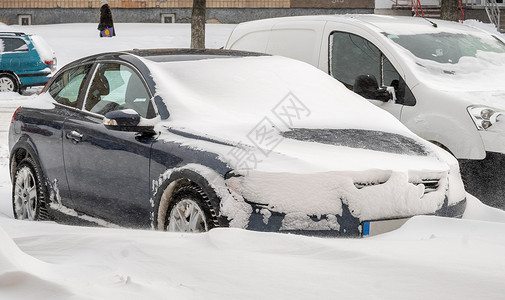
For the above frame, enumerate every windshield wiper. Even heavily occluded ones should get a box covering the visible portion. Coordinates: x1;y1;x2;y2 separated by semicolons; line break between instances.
422;17;438;28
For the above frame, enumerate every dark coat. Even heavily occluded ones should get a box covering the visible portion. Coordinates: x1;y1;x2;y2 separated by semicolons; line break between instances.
98;4;116;36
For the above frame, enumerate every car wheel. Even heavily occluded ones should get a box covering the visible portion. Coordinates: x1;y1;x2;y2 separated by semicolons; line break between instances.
165;185;218;232
12;158;44;220
0;74;19;93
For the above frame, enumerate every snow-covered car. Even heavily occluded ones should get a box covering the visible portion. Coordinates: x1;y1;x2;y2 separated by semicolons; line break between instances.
225;15;505;208
0;32;56;93
8;49;466;237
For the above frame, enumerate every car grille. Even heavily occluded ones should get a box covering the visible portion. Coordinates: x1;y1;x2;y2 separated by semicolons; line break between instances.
354;178;440;194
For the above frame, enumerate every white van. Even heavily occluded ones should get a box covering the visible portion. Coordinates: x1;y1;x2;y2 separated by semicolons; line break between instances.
225;15;505;208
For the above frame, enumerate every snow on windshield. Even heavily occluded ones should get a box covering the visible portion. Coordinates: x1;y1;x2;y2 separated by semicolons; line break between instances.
381;26;505;91
384;32;505;64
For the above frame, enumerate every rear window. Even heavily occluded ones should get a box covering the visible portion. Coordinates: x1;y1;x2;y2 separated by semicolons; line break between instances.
0;37;28;53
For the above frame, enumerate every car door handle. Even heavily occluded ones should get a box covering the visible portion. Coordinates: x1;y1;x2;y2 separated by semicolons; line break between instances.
66;130;83;144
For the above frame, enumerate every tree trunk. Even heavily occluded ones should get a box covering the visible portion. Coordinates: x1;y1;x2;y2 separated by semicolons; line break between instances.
191;0;206;49
440;0;460;22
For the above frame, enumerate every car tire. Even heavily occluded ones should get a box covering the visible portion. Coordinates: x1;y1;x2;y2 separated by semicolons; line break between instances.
12;158;45;220
165;185;219;232
0;74;19;93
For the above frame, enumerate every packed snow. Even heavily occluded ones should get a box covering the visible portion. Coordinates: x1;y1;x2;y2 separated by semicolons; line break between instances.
0;20;504;299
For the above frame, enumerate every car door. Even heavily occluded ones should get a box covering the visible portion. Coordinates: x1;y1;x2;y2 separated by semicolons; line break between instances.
328;31;416;120
34;63;94;208
62;62;157;227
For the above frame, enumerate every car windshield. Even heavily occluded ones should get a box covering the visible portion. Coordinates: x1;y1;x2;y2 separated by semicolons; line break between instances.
382;30;505;90
383;32;505;64
282;128;429;156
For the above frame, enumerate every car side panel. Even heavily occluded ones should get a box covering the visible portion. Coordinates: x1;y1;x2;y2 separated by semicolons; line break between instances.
0;36;52;87
62;111;155;228
9;106;73;207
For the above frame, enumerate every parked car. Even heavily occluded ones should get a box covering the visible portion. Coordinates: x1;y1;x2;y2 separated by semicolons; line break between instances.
225;15;505;209
0;32;57;93
9;49;466;237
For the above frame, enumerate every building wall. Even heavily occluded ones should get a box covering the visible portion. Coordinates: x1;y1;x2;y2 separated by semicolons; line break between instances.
0;0;375;9
0;7;374;24
0;0;375;24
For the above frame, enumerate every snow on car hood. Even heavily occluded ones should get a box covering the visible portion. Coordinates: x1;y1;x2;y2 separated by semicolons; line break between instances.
145;56;450;171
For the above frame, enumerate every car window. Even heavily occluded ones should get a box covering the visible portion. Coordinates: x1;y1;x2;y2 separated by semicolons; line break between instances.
84;63;153;118
0;37;29;53
48;64;92;108
330;31;416;106
330;32;381;90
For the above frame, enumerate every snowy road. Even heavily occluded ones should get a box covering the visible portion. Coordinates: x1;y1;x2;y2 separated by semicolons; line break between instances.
0;22;504;300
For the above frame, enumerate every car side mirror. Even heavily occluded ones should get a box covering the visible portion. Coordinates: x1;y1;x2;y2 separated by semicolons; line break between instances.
353;74;392;102
103;109;154;133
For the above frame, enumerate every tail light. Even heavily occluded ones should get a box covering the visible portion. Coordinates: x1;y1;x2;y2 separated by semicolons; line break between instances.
44;58;57;72
11;107;22;123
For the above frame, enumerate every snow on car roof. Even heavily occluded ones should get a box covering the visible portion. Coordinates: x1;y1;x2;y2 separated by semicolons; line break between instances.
144;55;410;137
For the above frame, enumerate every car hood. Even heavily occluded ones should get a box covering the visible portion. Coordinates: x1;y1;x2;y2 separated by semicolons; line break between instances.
450;90;505;111
160;125;450;175
398;46;505;97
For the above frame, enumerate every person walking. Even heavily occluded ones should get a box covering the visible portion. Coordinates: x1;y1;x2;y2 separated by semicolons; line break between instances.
98;0;116;37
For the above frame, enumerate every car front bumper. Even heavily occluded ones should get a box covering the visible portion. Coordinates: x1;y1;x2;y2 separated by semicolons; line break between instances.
244;197;466;237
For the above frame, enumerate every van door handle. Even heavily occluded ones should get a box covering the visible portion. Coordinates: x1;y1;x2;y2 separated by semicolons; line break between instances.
66;130;83;144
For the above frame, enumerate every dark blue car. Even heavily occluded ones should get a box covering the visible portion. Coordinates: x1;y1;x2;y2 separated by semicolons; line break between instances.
0;32;56;93
8;49;467;237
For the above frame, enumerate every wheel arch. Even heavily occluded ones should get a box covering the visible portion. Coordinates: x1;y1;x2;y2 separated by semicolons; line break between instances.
0;71;21;92
428;140;455;157
152;165;230;230
10;136;42;181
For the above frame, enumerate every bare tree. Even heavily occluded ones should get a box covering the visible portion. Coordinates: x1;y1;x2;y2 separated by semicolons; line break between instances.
191;0;206;49
440;0;460;22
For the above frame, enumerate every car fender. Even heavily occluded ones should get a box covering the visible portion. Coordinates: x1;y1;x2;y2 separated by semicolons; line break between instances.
401;86;485;159
9;134;43;179
151;164;231;230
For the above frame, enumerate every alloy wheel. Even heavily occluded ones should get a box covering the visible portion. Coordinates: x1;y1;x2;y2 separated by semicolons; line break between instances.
168;199;208;232
0;76;15;92
13;166;38;220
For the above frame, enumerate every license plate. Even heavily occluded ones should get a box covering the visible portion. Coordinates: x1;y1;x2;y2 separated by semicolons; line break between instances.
362;217;410;237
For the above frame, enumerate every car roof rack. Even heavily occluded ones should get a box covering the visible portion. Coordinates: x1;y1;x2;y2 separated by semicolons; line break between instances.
0;32;26;36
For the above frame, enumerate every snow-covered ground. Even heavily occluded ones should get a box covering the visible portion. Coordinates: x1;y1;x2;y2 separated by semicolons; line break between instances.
1;20;505;299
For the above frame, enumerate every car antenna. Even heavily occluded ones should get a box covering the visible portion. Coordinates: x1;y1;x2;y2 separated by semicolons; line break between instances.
422;17;438;28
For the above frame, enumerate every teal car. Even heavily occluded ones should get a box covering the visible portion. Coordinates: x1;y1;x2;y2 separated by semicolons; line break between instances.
0;32;56;93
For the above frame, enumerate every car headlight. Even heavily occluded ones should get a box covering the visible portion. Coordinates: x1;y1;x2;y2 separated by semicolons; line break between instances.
467;106;504;131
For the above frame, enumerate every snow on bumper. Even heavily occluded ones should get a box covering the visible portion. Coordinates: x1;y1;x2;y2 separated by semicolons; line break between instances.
224;169;466;235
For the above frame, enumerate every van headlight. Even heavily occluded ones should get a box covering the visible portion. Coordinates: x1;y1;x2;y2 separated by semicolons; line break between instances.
467;106;504;131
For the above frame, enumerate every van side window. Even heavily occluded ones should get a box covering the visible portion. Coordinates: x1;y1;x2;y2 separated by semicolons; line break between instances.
330;32;381;90
330;32;416;106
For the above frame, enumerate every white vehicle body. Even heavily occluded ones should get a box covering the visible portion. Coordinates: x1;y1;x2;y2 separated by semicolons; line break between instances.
225;15;505;161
